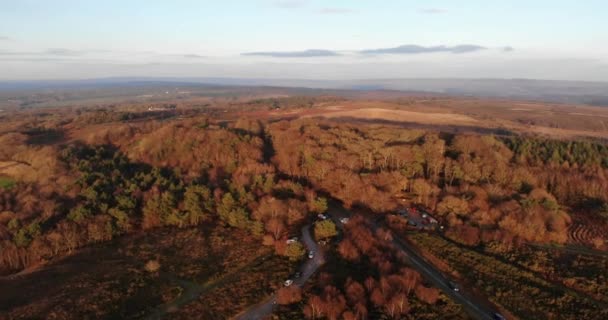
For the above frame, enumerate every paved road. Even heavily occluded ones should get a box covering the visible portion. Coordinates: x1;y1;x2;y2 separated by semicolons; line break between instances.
233;224;324;320
326;203;498;320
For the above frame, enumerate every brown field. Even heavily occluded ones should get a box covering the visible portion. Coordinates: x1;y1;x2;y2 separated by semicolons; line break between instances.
304;107;480;125
568;215;608;249
247;98;608;140
0;225;291;319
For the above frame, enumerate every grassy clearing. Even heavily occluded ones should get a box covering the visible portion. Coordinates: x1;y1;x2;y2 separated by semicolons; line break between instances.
0;176;15;189
509;244;608;303
175;254;294;319
409;233;607;320
0;224;292;319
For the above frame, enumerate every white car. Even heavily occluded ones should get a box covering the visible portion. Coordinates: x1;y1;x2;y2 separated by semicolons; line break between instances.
317;214;327;220
284;279;293;286
340;217;349;224
286;237;298;244
308;251;314;259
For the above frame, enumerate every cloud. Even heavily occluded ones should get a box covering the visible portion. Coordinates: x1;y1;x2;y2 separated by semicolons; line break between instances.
502;46;515;52
0;49;85;56
360;44;487;55
273;0;306;9
45;48;83;56
183;54;205;59
317;7;354;14
420;8;448;14
0;36;11;41
242;49;340;58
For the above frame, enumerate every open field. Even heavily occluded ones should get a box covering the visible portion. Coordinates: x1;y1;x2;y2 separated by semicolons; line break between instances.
277;99;608;140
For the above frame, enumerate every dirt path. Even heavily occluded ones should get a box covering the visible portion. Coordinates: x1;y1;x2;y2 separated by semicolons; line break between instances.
145;251;273;320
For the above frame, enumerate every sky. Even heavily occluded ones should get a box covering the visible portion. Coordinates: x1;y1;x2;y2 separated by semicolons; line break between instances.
1;0;607;81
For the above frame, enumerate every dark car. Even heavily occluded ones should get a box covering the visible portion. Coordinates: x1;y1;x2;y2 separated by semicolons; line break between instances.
448;281;460;292
294;272;302;278
493;313;506;320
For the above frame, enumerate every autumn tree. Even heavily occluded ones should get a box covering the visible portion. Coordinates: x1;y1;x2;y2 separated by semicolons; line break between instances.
277;286;302;305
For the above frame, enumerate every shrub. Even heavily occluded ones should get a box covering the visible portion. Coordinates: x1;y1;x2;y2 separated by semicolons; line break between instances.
144;259;161;273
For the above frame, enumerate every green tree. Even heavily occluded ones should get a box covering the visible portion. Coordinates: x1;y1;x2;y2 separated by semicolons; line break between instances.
309;197;328;214
68;205;91;222
13;229;31;247
218;193;236;221
142;191;176;229
225;207;251;229
219;191;251;229
249;221;264;236
183;185;213;225
108;208;131;233
314;220;338;240
284;242;305;261
7;218;20;231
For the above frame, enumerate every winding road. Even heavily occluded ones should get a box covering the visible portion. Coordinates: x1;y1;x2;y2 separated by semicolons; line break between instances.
233;224;324;320
326;203;499;320
234;202;501;320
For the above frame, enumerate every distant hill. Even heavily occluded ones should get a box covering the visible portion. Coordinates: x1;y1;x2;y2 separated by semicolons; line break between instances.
1;77;608;106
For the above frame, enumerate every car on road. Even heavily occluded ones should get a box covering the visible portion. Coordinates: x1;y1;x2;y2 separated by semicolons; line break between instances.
408;220;417;227
284;279;293;287
308;251;314;259
317;214;328;220
339;217;349;224
397;209;409;217
492;313;506;320
448;281;460;292
294;272;301;278
286;237;298;244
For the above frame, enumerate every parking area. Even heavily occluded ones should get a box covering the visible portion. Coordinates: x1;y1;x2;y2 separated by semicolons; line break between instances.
396;207;441;231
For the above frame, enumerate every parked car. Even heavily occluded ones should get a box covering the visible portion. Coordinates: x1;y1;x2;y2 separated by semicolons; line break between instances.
317;214;327;220
294;272;302;278
286;237;298;244
448;281;460;292
339;217;349;224
308;251;314;259
408;220;417;227
284;279;293;286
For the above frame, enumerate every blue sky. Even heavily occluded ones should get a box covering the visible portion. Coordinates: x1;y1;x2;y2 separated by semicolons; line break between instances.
1;0;607;80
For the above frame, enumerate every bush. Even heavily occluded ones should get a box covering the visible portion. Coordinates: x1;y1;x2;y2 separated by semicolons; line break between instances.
144;259;161;273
